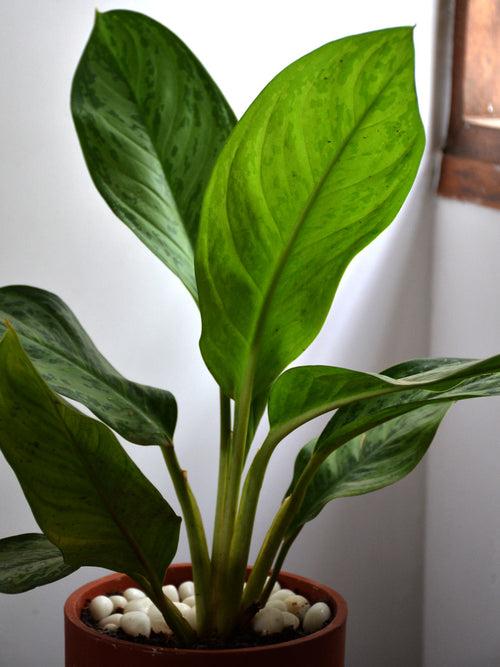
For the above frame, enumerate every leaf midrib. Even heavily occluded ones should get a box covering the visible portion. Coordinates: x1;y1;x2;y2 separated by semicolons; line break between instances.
241;47;413;393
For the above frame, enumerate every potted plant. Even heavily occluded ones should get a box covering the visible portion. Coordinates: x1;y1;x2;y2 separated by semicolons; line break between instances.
1;9;500;666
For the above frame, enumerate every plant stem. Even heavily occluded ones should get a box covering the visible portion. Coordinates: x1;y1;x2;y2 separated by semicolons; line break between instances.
258;528;300;606
241;450;325;609
210;391;232;622
161;442;211;635
213;365;255;633
144;578;197;645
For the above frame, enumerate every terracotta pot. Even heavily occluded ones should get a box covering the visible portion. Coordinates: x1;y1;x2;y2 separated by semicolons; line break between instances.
65;563;347;667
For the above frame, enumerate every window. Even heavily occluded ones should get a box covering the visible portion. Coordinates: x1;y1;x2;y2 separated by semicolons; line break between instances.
438;0;500;209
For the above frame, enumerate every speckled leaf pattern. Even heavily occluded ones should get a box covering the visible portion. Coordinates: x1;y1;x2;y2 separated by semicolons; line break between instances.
0;533;76;594
72;10;236;300
287;403;450;531
196;27;425;398
316;357;500;454
286;357;500;530
0;285;176;446
268;355;500;433
0;329;180;586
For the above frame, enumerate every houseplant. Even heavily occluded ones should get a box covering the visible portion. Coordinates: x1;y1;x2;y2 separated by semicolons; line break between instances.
1;7;500;665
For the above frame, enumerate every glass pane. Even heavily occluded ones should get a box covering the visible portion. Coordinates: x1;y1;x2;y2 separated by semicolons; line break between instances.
463;0;500;129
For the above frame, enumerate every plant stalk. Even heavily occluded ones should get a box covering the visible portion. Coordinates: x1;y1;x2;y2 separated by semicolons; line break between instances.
161;442;211;635
258;528;301;606
241;450;326;609
210;391;232;621
144;578;197;645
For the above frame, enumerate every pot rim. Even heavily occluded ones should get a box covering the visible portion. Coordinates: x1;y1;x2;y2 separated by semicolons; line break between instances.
64;563;348;656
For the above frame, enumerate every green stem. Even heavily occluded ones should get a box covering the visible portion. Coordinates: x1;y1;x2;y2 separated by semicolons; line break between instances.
161;442;211;636
258;528;301;606
144;577;197;645
213;365;255;634
242;450;326;609
210;391;232;622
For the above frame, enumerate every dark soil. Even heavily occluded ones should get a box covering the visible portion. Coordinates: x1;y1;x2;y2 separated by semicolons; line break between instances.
81;594;334;651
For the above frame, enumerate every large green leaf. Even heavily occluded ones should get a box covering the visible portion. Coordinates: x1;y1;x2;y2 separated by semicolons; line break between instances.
0;533;76;594
285;357;500;531
287;403;450;531
197;27;424;398
0;328;180;587
316;357;500;454
268;355;500;435
72;9;236;300
0;285;176;446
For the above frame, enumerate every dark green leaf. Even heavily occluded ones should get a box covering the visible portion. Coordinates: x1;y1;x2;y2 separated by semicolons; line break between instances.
0;328;180;587
285;357;500;531
268;355;500;434
72;10;236;299
0;285;176;446
316;357;500;454
0;533;76;594
197;27;424;398
287;403;450;531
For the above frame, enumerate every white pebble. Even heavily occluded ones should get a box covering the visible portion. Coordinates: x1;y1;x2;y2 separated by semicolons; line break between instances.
148;605;172;635
162;584;179;602
102;623;119;632
98;613;123;629
174;601;191;616
285;594;310;619
183;595;196;608
265;599;287;612
121;611;151;638
302;602;332;633
178;581;195;600
124;598;152;614
123;587;146;601
184;606;197;631
109;595;127;611
269;589;294;602
252;607;285;636
89;596;114;621
282;611;300;630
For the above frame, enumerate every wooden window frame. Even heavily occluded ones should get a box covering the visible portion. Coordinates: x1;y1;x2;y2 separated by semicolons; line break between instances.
438;0;500;209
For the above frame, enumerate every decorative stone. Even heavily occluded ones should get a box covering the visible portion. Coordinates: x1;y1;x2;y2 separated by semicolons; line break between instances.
285;594;310;619
282;611;300;630
269;589;294;602
98;613;123;629
109;595;127;611
89;596;113;621
123;587;146;601
121;611;151;638
178;581;195;601
251;607;285;636
123;597;152;614
148;605;172;635
162;584;179;602
302;602;332;633
265;599;287;611
174;601;191;615
183;595;196;608
102;623;119;632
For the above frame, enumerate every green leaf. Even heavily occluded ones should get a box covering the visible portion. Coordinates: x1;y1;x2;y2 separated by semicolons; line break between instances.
268;355;500;435
0;328;180;587
72;10;236;300
0;533;76;594
0;285;176;446
285;356;500;531
197;27;424;398
316;357;500;454
287;403;451;531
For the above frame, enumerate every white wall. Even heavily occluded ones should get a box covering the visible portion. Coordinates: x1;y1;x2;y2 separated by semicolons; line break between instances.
0;1;437;666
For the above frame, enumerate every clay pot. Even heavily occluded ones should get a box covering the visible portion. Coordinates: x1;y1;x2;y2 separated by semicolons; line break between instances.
65;563;347;667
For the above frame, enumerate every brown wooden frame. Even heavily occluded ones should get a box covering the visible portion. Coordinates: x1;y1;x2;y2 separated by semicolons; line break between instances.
438;0;500;209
